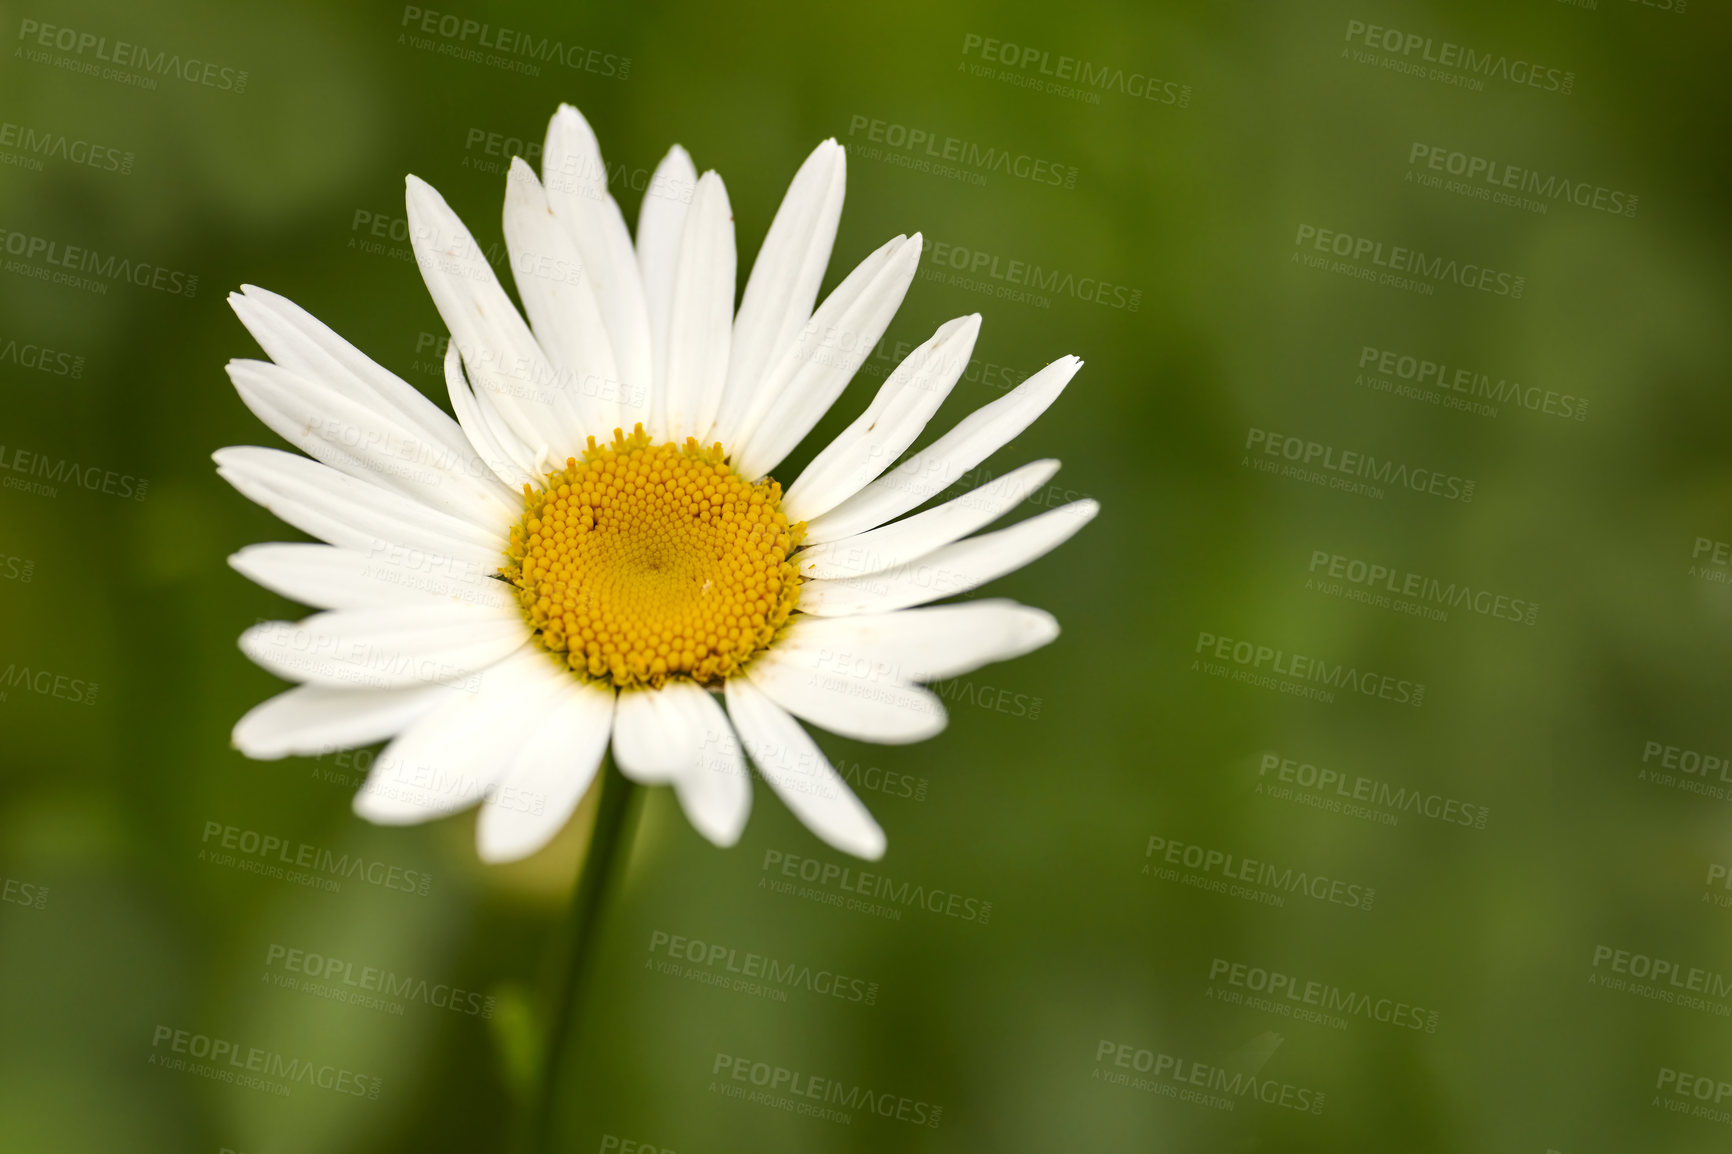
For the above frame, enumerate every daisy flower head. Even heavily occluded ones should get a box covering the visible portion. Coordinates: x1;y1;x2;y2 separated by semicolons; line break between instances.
219;103;1098;864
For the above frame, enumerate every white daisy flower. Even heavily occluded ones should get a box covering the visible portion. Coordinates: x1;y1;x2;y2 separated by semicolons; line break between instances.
219;103;1098;864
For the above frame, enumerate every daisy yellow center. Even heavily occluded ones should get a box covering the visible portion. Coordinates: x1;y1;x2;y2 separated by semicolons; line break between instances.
500;426;803;689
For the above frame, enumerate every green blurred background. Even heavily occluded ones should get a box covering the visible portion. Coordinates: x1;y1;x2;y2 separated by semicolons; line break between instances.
3;0;1731;1150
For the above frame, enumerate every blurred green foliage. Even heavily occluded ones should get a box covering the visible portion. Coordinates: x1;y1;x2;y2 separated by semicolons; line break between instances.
3;0;1731;1151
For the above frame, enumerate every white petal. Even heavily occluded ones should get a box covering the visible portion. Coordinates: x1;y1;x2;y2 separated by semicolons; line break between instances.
718;139;846;440
503;158;625;441
795;459;1058;579
725;677;884;859
612;682;750;845
229;286;476;461
476;679;615;862
232;682;455;760
611;681;727;782
636;145;698;397
657;170;735;443
804;355;1082;543
746;649;944;745
542;104;654;430
799;500;1099;616
405;174;576;463
226;359;517;528
714;233;907;458
670;709;751;848
239;604;525;690
777;600;1059;682
781;314;981;524
353;649;559;824
444;342;539;489
733;234;923;480
229;543;514;611
214;446;506;572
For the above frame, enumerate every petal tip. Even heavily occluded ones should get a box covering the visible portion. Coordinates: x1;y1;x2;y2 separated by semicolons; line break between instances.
352;789;421;827
836;819;887;861
475;826;547;865
230;723;286;761
693;811;748;849
1022;606;1062;648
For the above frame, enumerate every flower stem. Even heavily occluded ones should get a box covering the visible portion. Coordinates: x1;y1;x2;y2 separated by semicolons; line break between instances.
519;760;639;1154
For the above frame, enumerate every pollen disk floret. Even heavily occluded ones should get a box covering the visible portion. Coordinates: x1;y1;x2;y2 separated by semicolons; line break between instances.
502;426;802;689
